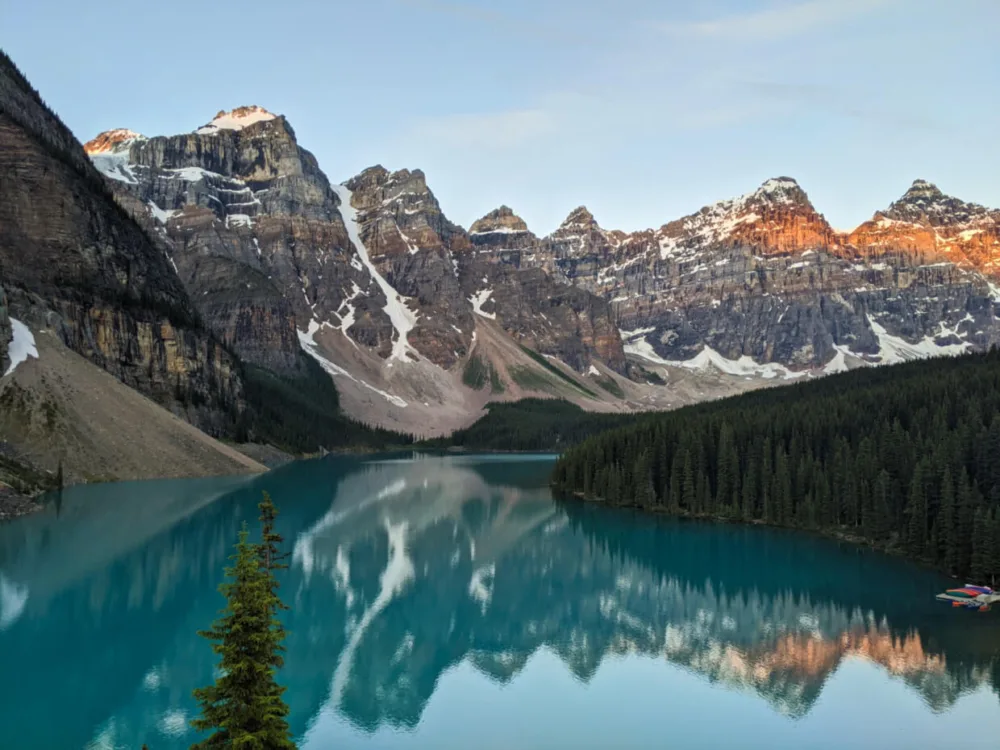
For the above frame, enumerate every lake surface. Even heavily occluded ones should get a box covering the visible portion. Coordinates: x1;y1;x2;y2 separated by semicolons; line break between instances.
1;454;999;749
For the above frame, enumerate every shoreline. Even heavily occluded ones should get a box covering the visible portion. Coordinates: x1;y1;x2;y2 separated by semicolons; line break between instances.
557;489;963;581
0;485;42;521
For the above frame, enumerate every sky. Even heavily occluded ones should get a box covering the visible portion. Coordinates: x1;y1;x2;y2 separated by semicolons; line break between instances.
4;0;998;235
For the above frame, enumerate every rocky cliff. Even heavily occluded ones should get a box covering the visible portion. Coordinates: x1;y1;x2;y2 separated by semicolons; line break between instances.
0;285;10;375
83;108;360;375
0;51;243;434
342;167;625;372
850;179;1000;275
466;178;1000;377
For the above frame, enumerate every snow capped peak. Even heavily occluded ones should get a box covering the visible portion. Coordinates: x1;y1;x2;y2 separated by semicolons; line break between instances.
655;176;833;258
750;176;807;206
83;128;145;154
195;105;277;135
881;178;986;226
903;178;943;197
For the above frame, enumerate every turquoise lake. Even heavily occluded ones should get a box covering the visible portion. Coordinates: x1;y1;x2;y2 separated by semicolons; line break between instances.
1;454;999;749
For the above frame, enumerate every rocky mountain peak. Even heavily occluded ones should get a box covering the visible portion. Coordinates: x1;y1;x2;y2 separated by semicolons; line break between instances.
347;166;429;195
746;176;811;209
470;205;530;235
559;206;599;231
195;105;277;135
850;180;1000;276
903;178;944;199
657;176;836;257
83;128;145;154
881;179;978;226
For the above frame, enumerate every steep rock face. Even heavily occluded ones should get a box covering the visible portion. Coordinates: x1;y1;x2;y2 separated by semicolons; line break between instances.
342;167;472;368
459;260;626;372
0;285;10;375
656;178;843;257
86;110;384;373
850;180;1000;277
342;169;626;373
532;178;1000;372
468;205;538;255
0;52;243;433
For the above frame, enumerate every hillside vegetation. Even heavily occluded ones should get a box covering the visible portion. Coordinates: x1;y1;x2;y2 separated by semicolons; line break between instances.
552;350;1000;582
423;399;651;452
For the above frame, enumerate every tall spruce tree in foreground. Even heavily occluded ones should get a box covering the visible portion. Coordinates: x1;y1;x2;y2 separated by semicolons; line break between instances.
190;493;295;749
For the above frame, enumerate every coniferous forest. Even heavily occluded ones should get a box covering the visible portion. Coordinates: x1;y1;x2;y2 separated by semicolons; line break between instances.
421;399;649;452
551;350;1000;583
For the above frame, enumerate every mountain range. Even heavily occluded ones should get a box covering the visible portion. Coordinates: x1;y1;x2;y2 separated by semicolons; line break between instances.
1;47;999;484
81;102;1000;435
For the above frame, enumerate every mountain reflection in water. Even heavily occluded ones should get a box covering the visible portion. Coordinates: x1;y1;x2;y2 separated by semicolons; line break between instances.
0;454;998;749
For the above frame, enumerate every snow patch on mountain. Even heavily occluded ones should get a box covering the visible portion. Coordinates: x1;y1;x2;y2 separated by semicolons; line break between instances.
225;214;253;229
822;345;856;375
297;319;408;407
196;106;276;135
619;327;656;340
90;150;138;184
337;282;364;338
469;288;496;320
146;201;180;225
986;280;1000;304
867;315;972;365
470;227;526;236
623;328;805;381
3;319;38;377
83;129;146;184
332;183;418;364
673;346;806;381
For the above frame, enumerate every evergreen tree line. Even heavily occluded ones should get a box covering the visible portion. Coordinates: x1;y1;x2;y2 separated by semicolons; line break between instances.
552;349;1000;583
424;398;654;452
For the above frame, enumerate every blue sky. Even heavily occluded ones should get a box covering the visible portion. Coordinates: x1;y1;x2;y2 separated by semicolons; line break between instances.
5;0;998;234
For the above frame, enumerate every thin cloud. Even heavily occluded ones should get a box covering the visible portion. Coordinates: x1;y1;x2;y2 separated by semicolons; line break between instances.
407;109;558;150
403;85;779;155
743;80;949;133
659;0;897;41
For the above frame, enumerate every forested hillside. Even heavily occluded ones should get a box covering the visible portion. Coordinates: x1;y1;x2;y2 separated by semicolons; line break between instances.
422;399;650;452
552;350;1000;582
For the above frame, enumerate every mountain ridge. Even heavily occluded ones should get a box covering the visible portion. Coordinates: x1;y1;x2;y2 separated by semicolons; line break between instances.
78;104;1000;435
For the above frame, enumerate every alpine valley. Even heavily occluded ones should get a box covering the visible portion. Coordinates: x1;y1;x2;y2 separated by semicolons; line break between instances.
1;49;999;492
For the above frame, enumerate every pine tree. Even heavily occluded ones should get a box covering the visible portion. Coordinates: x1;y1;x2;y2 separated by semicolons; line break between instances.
259;492;290;577
716;424;738;514
191;508;295;749
971;508;990;584
668;448;683;511
741;457;758;521
939;467;959;573
681;450;696;511
905;463;928;557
